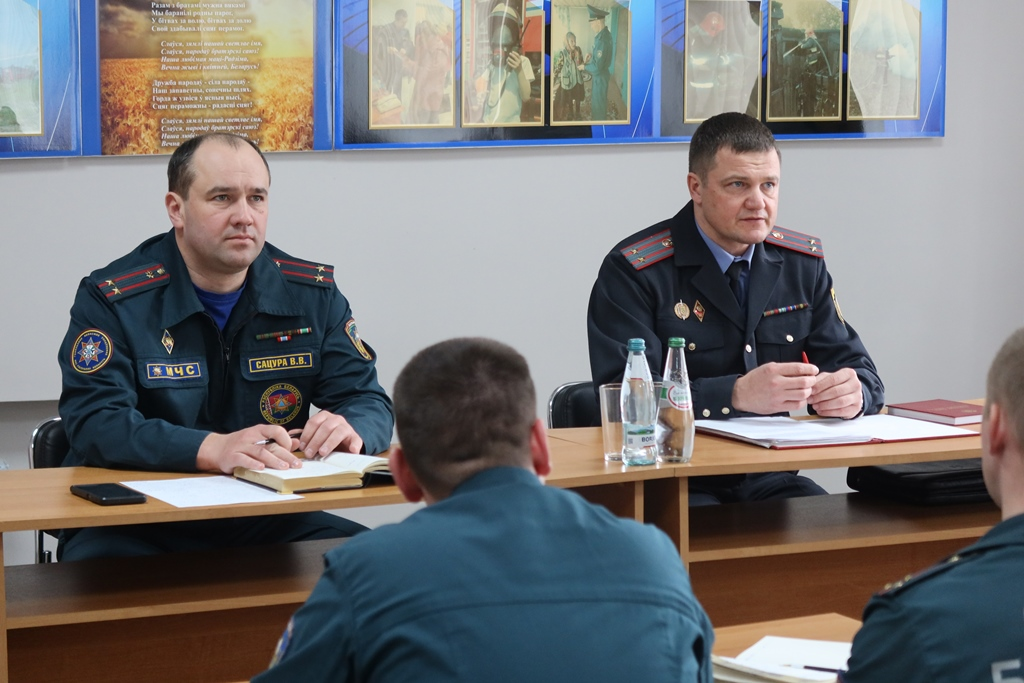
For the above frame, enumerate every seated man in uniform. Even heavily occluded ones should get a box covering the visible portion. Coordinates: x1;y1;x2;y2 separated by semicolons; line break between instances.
841;327;1024;683
587;112;883;504
57;132;394;560
252;337;714;683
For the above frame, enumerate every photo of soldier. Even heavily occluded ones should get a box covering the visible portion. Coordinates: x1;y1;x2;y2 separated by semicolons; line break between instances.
683;0;762;123
766;0;843;121
847;0;921;120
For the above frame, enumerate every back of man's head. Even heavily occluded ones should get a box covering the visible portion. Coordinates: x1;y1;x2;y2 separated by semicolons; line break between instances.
987;327;1024;449
393;337;536;498
689;112;780;181
167;132;269;198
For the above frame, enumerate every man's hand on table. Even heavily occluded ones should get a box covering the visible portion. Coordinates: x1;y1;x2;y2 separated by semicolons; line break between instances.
197;425;302;474
732;362;818;415
809;368;864;419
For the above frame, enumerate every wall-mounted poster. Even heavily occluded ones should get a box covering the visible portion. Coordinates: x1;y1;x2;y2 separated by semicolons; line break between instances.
462;0;544;127
766;0;844;122
0;0;80;158
549;0;630;126
81;0;332;155
847;0;920;120
680;0;761;124
369;0;455;128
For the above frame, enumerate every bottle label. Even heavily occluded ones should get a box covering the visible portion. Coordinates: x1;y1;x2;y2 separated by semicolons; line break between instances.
624;428;656;449
666;384;692;411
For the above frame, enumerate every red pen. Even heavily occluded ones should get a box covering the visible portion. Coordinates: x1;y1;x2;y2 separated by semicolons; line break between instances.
801;351;810;364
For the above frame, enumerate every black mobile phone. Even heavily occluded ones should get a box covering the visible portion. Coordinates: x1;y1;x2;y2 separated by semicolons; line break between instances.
70;483;147;506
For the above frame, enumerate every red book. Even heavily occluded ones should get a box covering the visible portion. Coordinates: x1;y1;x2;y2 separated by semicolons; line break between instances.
886;399;983;426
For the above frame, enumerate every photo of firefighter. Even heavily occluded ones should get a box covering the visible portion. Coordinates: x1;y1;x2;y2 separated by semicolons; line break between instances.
766;0;843;121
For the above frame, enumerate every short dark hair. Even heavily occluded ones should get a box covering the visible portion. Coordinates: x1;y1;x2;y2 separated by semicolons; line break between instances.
689;112;780;181
167;133;270;197
395;9;407;20
393;338;537;497
987;328;1024;447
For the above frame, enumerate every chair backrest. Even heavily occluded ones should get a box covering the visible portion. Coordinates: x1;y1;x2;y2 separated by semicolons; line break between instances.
547;381;600;429
30;416;70;470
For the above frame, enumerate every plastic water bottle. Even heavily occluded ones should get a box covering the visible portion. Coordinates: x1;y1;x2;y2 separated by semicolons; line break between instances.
620;338;657;465
657;337;695;463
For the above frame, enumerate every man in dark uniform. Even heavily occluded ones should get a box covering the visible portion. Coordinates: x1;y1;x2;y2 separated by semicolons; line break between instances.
584;4;613;121
842;327;1024;682
253;338;714;683
57;133;394;560
587;112;883;504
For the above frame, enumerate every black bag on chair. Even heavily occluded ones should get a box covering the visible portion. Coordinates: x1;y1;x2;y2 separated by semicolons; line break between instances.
847;459;992;505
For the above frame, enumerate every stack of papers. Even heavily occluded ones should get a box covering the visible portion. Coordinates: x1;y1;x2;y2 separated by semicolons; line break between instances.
696;414;976;449
713;636;850;682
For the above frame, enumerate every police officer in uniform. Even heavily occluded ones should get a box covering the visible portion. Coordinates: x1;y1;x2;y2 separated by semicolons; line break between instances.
842;327;1024;683
584;4;613;121
58;133;394;560
587;112;883;505
253;338;714;683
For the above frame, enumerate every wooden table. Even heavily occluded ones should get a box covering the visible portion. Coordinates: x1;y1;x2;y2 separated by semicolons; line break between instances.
549;426;998;627
713;612;861;656
0;427;996;682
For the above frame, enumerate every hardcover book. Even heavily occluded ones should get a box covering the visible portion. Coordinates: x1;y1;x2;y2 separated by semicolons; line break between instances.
234;452;390;494
886;399;983;425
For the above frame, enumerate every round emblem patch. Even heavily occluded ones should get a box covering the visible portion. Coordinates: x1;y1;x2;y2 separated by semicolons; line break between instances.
261;383;302;425
71;329;113;374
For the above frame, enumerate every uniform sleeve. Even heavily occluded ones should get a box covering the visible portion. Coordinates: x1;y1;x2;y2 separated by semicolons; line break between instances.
803;259;885;416
58;279;206;471
251;554;356;683
841;596;931;683
312;288;394;455
587;253;739;419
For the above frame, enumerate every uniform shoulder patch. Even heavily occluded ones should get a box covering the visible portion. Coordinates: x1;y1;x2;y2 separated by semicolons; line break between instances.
95;263;169;300
619;229;674;270
765;226;825;258
274;257;334;287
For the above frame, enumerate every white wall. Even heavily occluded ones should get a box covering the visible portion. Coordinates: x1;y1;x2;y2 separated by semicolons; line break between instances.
2;2;1021;563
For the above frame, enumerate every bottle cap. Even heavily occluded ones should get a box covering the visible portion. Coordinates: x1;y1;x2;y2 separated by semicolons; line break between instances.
667;337;685;348
626;338;645;352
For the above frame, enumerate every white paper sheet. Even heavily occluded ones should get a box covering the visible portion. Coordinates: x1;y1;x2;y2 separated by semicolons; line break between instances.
122;476;302;507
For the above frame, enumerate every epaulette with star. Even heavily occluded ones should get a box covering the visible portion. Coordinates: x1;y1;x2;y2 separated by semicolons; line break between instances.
96;263;170;300
765;226;824;258
620;229;674;270
274;257;334;288
878;549;977;596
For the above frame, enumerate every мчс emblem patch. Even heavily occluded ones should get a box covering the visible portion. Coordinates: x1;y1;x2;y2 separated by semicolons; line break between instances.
72;329;113;374
345;318;373;361
261;383;302;425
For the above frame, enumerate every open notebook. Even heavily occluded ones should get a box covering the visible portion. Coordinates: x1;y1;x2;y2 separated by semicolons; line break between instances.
234;452;390;493
695;414;976;449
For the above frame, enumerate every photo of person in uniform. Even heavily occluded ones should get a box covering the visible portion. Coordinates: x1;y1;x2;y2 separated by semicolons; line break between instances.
551;30;587;123
463;0;543;127
683;0;762;123
847;0;921;120
766;0;843;121
370;1;455;128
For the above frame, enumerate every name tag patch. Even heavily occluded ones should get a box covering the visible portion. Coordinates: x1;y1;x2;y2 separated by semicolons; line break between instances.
146;362;202;380
249;353;314;374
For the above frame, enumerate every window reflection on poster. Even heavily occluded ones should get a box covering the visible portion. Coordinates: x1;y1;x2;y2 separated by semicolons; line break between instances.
97;0;317;155
682;0;761;123
0;0;43;136
847;0;920;120
462;0;544;127
549;1;630;127
369;0;455;129
766;0;843;122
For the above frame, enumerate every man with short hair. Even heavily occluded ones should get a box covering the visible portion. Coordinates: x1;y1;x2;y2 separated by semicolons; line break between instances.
588;112;883;504
584;4;613;120
253;337;714;683
841;328;1024;682
58;133;393;560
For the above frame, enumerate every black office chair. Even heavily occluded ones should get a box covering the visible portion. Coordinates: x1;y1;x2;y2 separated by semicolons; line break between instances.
547;381;600;429
29;416;70;563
